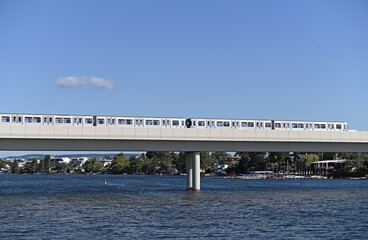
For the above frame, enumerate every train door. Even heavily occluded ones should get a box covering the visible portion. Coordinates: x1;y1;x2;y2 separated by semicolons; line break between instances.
163;119;170;128
12;115;21;124
73;116;83;126
107;117;115;126
135;118;143;127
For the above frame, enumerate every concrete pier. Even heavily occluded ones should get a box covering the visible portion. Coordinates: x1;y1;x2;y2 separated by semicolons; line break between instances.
186;152;200;190
186;152;193;189
192;152;200;190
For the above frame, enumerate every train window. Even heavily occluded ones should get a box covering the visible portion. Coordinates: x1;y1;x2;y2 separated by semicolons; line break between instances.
127;119;133;125
211;121;214;127
236;122;239;127
321;124;326;129
135;119;139;125
248;122;254;127
74;118;78;124
241;122;247;127
217;122;223;127
173;120;179;126
265;122;271;128
207;121;210;126
182;121;184;126
108;119;111;125
55;118;62;123
224;122;230;127
25;117;32;123
331;124;334;129
2;116;10;123
153;120;160;126
260;122;263;127
118;119;125;125
198;121;205;126
33;117;41;123
292;123;297;128
298;123;304;128
64;118;71;124
314;124;320;129
193;121;196;126
49;117;52;123
19;117;23;123
336;124;342;129
256;122;259;128
97;119;104;124
167;120;170;126
146;120;153;125
232;122;235;127
85;118;93;124
163;120;166;125
275;123;281;128
14;117;17;122
80;118;83;124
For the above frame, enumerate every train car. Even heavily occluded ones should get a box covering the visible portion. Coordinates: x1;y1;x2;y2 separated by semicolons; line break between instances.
185;118;349;131
0;113;349;131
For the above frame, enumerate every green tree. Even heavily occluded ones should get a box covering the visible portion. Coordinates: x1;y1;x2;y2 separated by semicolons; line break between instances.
145;152;173;174
93;161;104;172
38;159;45;172
0;159;6;169
130;155;146;173
55;162;68;172
44;155;51;172
268;152;289;172
340;153;359;160
152;152;172;174
299;154;319;175
211;152;228;165
25;158;38;173
110;153;129;174
235;152;267;173
174;152;186;173
11;160;20;174
200;152;213;170
84;158;104;173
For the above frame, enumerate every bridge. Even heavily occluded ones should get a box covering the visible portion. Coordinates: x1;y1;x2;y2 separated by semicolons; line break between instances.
1;124;368;190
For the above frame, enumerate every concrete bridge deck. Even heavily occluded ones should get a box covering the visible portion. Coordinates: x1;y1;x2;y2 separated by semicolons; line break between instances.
0;125;367;152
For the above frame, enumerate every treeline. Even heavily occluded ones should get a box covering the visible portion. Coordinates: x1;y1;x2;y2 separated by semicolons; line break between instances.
2;152;368;177
4;155;52;174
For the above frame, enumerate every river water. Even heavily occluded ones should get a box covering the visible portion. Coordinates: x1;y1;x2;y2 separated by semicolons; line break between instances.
0;174;367;239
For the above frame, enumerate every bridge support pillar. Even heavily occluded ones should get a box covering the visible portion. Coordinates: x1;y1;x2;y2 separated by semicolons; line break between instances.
192;152;201;190
186;152;193;189
186;152;200;190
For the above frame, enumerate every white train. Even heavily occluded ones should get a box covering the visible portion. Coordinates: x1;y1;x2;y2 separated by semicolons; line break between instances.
185;118;348;131
0;113;349;131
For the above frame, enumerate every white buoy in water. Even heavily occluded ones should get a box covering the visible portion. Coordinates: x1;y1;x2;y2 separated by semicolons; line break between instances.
104;181;107;185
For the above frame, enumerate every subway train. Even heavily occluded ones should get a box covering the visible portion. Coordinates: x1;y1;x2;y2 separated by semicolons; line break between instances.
0;113;349;131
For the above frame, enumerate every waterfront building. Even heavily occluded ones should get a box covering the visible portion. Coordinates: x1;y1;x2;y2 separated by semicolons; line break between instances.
51;157;71;168
97;158;113;167
70;157;89;167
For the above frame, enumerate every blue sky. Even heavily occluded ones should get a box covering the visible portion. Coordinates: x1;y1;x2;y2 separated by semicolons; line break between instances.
0;0;367;139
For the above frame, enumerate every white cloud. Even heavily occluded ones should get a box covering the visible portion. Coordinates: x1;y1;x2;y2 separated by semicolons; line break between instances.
54;76;116;89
